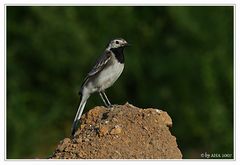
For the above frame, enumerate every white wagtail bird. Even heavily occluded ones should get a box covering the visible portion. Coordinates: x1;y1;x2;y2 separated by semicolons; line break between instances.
71;38;129;136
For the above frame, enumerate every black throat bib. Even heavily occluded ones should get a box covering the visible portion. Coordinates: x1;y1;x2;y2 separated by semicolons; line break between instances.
110;47;124;64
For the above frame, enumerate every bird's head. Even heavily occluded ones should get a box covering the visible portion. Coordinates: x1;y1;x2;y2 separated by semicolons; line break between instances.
107;38;129;50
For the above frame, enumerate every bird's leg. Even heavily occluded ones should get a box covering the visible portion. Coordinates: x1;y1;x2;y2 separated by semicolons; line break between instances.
102;91;112;107
99;92;109;107
99;91;112;108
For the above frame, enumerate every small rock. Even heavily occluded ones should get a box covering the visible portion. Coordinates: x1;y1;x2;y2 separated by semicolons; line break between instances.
99;125;109;136
80;124;86;130
57;138;71;152
159;111;172;127
143;126;148;131
110;125;122;135
86;107;104;124
125;102;137;109
78;151;87;158
118;111;124;115
155;109;162;113
82;138;89;142
112;117;118;122
76;137;82;143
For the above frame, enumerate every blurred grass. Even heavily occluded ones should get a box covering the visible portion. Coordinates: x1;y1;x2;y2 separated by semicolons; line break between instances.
7;6;233;159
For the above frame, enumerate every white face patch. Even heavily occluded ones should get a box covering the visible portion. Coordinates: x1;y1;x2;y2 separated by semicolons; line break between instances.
107;39;127;49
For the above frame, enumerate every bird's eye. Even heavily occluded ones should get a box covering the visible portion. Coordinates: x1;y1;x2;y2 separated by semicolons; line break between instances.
115;41;119;44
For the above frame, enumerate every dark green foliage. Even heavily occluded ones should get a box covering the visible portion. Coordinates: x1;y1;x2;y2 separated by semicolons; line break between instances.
7;6;233;159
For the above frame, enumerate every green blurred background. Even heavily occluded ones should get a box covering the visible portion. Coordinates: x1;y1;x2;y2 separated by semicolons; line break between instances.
7;6;233;159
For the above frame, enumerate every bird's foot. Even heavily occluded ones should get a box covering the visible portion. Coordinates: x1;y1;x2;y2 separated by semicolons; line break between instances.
106;104;114;109
107;104;113;108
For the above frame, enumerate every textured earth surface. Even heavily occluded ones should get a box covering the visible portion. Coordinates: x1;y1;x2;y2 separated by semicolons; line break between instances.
50;103;182;159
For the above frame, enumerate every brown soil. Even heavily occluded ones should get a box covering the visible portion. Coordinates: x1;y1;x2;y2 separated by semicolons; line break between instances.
50;103;182;159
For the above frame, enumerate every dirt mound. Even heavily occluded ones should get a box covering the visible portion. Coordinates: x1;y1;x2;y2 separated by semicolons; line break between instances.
50;103;182;159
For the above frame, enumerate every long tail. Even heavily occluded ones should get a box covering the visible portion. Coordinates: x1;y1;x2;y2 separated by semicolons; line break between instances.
71;99;87;136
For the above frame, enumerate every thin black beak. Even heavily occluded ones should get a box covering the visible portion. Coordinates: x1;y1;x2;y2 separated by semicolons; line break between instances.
124;43;131;47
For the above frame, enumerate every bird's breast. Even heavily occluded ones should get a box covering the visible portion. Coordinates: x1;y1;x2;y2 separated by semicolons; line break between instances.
96;60;124;91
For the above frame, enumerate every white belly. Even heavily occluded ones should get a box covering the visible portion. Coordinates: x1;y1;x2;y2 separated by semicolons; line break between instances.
96;61;124;91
